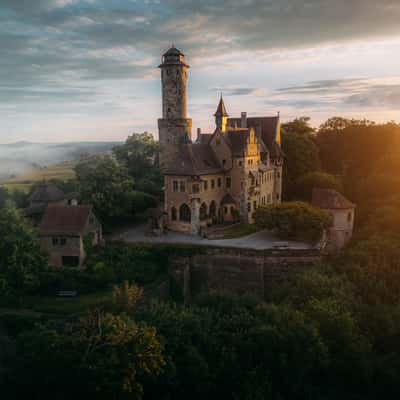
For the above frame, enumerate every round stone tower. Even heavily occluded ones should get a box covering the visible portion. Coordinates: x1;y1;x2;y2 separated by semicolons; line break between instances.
158;47;192;170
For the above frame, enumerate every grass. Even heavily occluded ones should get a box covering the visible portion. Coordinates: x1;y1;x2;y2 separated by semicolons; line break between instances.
2;161;76;192
217;223;260;239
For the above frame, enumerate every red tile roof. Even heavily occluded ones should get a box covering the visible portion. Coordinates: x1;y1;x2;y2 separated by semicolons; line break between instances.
39;205;93;235
312;189;355;210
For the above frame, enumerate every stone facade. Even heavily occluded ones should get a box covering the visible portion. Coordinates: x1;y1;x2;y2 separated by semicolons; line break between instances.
158;47;284;235
169;246;321;301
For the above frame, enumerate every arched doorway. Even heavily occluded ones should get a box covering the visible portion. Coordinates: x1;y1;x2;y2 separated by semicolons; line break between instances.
200;202;207;220
179;203;191;222
209;201;216;218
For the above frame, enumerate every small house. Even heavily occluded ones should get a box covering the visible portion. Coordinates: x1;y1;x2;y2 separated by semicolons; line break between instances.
312;188;356;252
38;205;102;267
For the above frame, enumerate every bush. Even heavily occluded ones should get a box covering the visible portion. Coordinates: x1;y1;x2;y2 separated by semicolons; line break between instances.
254;201;333;242
295;171;342;201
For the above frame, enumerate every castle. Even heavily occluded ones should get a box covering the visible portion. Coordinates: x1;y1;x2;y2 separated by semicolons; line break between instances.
158;47;284;235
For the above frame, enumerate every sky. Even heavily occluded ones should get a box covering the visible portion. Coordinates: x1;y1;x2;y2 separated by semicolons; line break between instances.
2;0;400;143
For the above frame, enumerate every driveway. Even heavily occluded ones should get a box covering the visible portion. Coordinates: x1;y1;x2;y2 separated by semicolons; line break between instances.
117;224;314;251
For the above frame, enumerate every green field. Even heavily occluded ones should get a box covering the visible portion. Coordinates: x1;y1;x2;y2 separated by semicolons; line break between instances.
2;161;76;192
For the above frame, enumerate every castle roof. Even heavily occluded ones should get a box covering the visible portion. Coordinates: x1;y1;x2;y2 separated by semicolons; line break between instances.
163;46;184;57
39;205;94;236
227;116;283;159
165;143;223;176
312;189;355;210
225;128;252;157
30;182;65;203
197;134;213;145
214;97;228;117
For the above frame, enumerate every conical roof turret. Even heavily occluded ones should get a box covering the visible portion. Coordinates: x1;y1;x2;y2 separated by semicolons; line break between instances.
214;95;228;117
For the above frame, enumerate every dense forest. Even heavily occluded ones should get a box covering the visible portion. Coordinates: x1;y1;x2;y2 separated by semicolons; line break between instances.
0;117;400;399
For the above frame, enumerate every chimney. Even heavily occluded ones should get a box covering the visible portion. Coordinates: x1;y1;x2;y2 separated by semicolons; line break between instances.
197;128;201;141
241;112;247;128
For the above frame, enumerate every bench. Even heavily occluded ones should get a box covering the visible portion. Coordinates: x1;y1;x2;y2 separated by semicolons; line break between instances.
57;291;78;297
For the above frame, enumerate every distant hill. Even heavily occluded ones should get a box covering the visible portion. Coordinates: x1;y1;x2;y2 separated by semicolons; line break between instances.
0;141;121;182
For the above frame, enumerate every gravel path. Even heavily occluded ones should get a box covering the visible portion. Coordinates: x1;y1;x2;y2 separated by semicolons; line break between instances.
117;224;314;250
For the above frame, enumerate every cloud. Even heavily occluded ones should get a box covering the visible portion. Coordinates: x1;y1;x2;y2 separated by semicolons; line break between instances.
212;86;266;96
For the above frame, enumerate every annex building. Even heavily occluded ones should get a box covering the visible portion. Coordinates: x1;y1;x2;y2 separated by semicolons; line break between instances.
158;47;284;235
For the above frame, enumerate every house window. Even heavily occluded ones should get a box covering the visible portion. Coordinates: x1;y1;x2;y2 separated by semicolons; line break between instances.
217;178;222;188
247;202;251;212
211;179;215;189
226;177;231;188
60;238;67;246
179;181;186;192
173;180;179;192
52;238;59;246
204;180;208;191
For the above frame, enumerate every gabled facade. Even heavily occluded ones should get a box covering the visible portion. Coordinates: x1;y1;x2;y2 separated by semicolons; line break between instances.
158;47;284;235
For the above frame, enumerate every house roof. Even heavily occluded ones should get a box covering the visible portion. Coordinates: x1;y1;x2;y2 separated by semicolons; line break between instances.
165;143;223;176
30;182;65;203
312;189;356;210
39;205;93;236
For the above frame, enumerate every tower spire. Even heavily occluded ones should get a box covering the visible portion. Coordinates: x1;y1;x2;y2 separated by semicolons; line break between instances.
214;95;228;131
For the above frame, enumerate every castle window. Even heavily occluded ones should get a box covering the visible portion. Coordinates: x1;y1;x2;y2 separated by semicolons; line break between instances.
238;160;243;167
276;193;280;200
224;206;228;214
222;159;226;166
247;203;251;212
253;201;257;210
204;180;208;191
179;204;191;222
226;177;231;188
179;181;186;192
211;179;215;189
230;206;234;215
167;107;171;113
217;178;222;188
173;180;179;192
192;184;200;194
268;194;271;203
60;238;67;246
52;238;59;246
171;207;177;221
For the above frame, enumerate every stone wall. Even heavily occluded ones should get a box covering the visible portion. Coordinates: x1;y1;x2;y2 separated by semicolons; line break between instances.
169;246;321;301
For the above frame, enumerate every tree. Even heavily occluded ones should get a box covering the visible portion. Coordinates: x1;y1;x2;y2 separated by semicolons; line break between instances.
281;116;315;135
295;171;342;201
75;154;156;222
281;131;320;199
254;201;333;242
113;133;162;197
7;310;164;399
113;281;144;313
0;206;47;294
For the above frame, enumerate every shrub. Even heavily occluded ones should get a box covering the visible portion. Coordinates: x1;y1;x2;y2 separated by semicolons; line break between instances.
254;201;333;242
